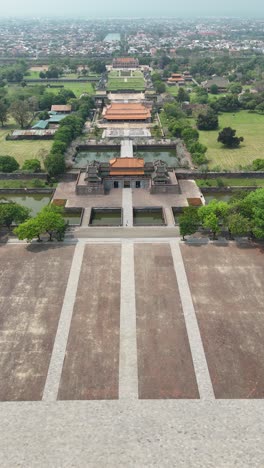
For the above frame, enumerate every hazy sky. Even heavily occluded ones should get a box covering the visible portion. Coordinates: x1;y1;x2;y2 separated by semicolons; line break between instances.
1;0;264;18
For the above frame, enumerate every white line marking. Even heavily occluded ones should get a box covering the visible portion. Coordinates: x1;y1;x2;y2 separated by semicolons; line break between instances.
170;240;215;400
119;242;138;399
42;241;85;401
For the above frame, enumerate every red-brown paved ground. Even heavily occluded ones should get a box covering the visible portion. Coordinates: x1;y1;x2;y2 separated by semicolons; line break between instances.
0;244;74;401
58;244;121;400
181;243;264;399
134;243;199;399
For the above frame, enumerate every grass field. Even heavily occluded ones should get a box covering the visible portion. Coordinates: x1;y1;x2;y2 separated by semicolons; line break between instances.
198;111;264;170
107;70;145;92
0;124;52;167
7;82;95;99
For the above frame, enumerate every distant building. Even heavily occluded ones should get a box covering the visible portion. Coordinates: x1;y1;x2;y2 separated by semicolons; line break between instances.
112;57;139;69
50;104;72;114
202;76;229;93
103;103;151;122
167;73;185;86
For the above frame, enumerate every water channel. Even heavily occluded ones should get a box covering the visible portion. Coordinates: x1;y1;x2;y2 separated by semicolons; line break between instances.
74;149;179;168
0;194;51;217
133;208;165;226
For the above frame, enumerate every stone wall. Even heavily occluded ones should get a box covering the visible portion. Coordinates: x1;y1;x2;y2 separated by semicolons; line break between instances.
150;184;180;194
0;188;53;194
176;171;264;180
0;172;47;180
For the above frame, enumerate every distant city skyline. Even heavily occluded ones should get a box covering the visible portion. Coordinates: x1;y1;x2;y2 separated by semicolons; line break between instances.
1;0;264;18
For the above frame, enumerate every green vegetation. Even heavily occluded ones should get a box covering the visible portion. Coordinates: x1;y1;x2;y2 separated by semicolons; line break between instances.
22;159;41;172
107;70;145;92
179;188;264;240
14;205;67;242
0;155;19;172
0;125;52;166
198;111;264;170
217;127;244;148
0;202;30;229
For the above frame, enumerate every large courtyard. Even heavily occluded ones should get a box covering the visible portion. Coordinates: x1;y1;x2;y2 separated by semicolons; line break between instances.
1;240;264;402
0;239;264;465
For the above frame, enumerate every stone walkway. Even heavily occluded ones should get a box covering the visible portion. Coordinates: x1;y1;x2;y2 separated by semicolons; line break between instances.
1;238;264;467
42;242;85;401
120;139;134;158
122;188;133;227
170;240;215;400
119;242;138;400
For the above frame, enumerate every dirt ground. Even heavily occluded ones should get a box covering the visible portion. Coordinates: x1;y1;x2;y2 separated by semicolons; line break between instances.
58;244;121;400
134;243;199;399
0;244;74;401
181;243;264;398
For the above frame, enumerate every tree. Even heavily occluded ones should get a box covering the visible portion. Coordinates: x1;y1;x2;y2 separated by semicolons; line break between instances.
154;81;166;94
0;155;19;172
227;213;251;238
37;206;66;241
181;127;199;144
210;84;219;94
252;159;264;171
229;83;242;95
0;99;8;127
211;95;240;112
0;202;30;229
179;207;200;240
22;159;41;172
177;87;190;103
50;141;67;155
44;153;65;177
197;110;219;130
244;189;264;239
14;218;42;242
217;127;244;148
9;100;33;128
203;212;220;239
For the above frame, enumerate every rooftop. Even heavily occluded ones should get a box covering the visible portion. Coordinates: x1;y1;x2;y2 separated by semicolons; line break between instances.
104;103;151;121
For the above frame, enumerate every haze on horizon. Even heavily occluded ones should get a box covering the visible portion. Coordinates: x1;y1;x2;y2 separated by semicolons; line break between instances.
1;0;264;18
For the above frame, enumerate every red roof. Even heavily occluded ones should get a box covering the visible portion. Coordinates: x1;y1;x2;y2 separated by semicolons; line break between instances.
109;157;144;175
104;103;151;121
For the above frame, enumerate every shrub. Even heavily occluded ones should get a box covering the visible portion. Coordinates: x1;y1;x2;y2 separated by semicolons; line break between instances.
0;155;19;173
22;159;41;172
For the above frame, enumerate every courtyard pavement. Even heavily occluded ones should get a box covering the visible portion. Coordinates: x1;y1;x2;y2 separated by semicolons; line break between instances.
0;239;264;466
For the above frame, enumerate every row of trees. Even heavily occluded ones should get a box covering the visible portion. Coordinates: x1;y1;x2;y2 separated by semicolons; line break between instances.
44;95;94;177
179;189;264;240
0;201;67;242
14;205;67;242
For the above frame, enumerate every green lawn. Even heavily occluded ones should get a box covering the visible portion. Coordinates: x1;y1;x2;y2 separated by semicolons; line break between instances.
107;70;145;92
198;111;264;170
9;82;95;99
166;85;179;96
0;124;52;168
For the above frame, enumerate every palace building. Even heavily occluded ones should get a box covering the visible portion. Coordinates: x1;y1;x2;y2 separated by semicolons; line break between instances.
112;57;139;69
103;103;151;122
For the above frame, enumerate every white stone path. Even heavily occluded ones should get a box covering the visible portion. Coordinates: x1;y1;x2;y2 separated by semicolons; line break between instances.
120;139;134;158
170;240;215;400
122;188;133;227
42;242;85;401
119;242;138;399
